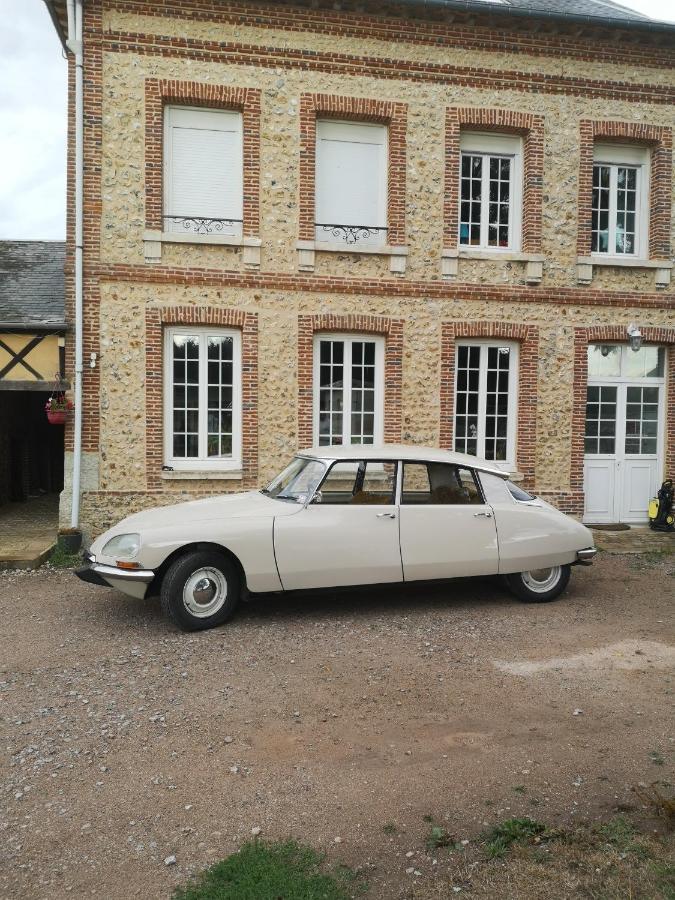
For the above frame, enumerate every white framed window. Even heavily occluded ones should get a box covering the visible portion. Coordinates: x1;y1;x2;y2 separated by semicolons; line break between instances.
592;144;649;258
163;327;242;471
313;334;385;446
315;120;388;247
163;106;243;236
453;340;519;468
459;133;523;251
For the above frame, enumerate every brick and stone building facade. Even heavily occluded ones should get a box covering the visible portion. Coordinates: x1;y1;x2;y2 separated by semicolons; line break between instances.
46;0;674;534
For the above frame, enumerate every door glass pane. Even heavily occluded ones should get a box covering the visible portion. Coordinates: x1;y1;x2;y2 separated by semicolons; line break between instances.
171;334;200;458
624;386;660;455
587;344;620;377
360;461;396;504
402;463;481;506
484;346;510;461
319;461;359;503
317;340;344;446
401;463;432;504
206;335;234;458
350;341;377;445
584;385;616;455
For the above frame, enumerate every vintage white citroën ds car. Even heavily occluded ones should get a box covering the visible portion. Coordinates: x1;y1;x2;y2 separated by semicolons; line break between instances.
76;445;597;631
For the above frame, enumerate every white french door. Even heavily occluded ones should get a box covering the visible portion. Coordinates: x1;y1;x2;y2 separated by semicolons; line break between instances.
583;345;666;524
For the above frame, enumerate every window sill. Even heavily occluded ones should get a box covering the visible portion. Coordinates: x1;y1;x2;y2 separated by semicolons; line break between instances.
160;469;243;481
577;256;672;288
144;230;261;268
442;248;545;284
296;240;408;275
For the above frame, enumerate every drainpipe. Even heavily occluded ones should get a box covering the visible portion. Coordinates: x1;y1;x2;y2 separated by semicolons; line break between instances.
65;0;84;530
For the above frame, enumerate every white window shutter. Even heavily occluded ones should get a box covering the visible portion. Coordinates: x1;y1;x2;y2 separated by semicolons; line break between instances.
165;107;243;233
315;121;387;236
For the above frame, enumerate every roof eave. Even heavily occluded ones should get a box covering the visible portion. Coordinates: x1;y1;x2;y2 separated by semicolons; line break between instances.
42;0;69;53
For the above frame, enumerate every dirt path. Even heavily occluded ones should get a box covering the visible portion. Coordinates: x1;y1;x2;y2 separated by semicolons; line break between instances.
1;553;673;899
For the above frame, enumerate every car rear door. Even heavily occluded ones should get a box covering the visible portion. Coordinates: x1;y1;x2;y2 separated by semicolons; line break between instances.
398;461;499;581
273;459;403;590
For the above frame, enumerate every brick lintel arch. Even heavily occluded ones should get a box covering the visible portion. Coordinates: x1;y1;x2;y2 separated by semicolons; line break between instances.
440;321;540;487
145;305;258;490
297;313;404;447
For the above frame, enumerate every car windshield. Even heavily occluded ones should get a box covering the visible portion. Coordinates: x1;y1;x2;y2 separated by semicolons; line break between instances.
261;456;327;503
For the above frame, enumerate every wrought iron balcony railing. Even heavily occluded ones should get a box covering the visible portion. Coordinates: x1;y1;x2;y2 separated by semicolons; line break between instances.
164;215;243;235
315;224;388;245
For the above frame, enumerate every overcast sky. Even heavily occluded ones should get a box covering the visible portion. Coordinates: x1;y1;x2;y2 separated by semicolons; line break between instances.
0;0;673;241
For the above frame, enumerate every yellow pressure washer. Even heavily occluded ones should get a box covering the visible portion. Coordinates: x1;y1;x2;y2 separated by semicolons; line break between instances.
648;480;674;532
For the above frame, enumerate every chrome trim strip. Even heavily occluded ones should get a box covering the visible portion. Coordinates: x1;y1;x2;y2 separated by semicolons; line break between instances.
92;563;155;583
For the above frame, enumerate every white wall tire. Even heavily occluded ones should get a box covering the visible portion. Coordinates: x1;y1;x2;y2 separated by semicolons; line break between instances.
506;564;571;603
160;550;239;631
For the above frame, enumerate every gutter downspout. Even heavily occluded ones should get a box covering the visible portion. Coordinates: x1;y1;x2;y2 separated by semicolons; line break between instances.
65;0;84;530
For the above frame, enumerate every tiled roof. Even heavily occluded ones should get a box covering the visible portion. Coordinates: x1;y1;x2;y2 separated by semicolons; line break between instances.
0;241;66;329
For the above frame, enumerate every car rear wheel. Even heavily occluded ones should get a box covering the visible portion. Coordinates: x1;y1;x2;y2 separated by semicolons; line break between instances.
160;550;239;631
505;564;570;603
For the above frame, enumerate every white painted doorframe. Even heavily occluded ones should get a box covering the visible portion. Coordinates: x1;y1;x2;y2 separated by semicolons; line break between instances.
583;369;666;524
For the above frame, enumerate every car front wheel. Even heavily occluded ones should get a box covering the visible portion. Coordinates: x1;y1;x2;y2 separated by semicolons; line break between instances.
505;564;570;603
160;550;239;631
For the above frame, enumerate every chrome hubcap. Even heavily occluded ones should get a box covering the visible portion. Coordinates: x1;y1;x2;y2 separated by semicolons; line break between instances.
183;567;227;618
521;566;561;594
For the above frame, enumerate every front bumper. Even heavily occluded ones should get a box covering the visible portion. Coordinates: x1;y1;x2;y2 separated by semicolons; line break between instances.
574;547;598;566
75;552;155;598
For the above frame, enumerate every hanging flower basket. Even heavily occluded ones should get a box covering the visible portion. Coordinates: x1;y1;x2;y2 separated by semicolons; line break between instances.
45;378;73;425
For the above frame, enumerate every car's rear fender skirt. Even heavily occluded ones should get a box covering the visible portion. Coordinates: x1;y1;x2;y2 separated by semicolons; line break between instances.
146;542;247;598
498;548;579;575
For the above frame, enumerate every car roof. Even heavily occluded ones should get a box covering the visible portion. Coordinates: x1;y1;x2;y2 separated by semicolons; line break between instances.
297;444;509;478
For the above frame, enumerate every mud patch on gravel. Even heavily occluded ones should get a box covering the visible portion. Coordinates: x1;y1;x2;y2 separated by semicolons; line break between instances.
493;639;675;676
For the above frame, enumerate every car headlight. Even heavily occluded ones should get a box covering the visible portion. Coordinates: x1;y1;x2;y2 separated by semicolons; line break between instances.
102;533;140;560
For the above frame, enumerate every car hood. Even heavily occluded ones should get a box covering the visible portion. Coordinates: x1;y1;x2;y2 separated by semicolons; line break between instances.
126;490;294;528
91;490;299;551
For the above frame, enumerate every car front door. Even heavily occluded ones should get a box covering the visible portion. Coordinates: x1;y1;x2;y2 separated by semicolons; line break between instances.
273;459;403;590
398;461;499;581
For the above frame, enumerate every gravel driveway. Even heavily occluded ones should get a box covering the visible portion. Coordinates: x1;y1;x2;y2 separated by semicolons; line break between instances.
1;553;673;899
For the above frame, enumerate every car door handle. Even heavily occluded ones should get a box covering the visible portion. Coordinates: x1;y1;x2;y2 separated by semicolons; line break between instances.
376;512;396;519
474;511;493;518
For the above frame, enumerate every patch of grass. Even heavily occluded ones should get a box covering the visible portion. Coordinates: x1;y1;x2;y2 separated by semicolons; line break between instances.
422;814;434;823
48;545;82;568
382;822;397;835
483;817;546;859
425;824;455;851
420;817;674;900
173;839;361;900
513;785;526;794
650;750;666;766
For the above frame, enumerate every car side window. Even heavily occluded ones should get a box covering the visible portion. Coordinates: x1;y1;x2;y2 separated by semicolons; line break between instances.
318;460;396;505
402;462;482;505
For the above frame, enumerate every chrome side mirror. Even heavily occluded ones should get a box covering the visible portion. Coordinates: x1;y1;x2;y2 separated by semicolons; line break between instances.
310;490;323;504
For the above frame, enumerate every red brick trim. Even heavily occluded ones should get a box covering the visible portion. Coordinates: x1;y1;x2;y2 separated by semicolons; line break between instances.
144;79;261;235
108;1;675;71
103;34;675;107
299;94;407;245
444;107;544;253
297;314;404;447
577;120;673;259
571;325;675;509
96;263;675;311
440;321;539;487
145;305;258;489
